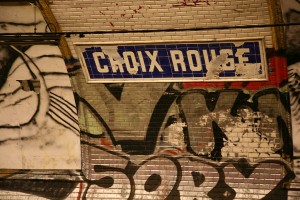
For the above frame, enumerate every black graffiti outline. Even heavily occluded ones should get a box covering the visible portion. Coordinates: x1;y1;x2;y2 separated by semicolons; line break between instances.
219;158;295;200
0;46;80;137
0;141;295;199
74;92;117;145
0;46;41;128
75;84;292;161
117;83;181;155
80;141;294;200
48;90;80;134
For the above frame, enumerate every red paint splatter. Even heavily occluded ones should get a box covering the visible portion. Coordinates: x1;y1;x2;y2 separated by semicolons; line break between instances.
77;182;83;200
133;5;143;14
1;24;7;30
159;148;186;155
173;0;213;7
100;138;113;149
164;150;179;155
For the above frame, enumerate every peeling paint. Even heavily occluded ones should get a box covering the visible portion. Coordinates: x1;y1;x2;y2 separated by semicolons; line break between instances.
206;53;228;79
197;108;279;161
99;46;144;74
100;46;125;72
161;121;187;150
235;63;263;78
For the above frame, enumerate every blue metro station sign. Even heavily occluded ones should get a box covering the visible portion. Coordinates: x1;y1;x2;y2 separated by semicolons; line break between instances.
75;39;268;83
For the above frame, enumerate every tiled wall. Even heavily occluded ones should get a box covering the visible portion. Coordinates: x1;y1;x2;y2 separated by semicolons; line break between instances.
49;0;274;57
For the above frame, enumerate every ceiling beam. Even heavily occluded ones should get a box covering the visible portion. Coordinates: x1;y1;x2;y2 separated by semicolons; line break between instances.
0;0;36;3
35;0;73;61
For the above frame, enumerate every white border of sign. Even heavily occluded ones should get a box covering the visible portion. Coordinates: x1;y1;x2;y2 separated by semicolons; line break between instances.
74;38;268;83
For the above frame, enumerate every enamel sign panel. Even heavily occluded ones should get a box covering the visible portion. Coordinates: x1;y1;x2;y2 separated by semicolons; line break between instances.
75;39;268;83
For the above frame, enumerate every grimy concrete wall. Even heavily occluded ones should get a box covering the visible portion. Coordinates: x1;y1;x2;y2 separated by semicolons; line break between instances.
0;0;299;199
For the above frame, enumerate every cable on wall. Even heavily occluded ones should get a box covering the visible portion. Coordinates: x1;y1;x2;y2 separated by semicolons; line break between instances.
0;22;300;38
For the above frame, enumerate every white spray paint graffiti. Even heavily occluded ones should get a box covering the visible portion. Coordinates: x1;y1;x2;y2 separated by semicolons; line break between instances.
166;122;187;149
281;0;300;181
195;108;279;162
0;5;81;169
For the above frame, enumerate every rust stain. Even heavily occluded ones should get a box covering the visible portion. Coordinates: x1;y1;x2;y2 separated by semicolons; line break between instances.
100;138;113;150
132;5;143;14
119;5;144;18
1;24;7;30
173;0;213;7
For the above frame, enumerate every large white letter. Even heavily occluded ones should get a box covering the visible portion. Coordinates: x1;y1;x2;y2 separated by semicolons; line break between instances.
109;58;124;73
170;50;186;72
123;51;139;74
220;49;234;71
145;51;163;72
202;49;217;66
93;52;109;73
187;50;202;71
137;51;147;72
236;48;250;64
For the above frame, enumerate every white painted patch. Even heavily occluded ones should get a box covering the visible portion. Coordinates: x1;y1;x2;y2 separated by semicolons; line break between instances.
101;46;127;72
166;122;186;149
206;53;228;79
235;63;263;78
197;108;279;161
0;5;81;169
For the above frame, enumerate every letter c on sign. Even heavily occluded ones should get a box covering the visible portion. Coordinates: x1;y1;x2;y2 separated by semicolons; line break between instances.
93;52;109;73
